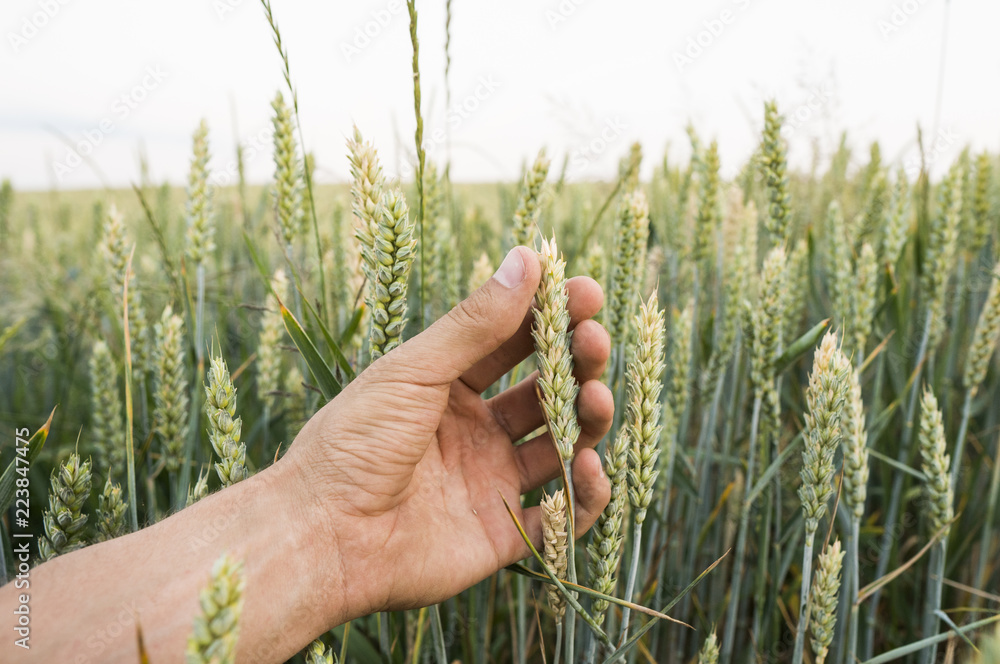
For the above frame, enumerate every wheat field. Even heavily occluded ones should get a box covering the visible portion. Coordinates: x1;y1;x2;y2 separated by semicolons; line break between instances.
2;2;1000;663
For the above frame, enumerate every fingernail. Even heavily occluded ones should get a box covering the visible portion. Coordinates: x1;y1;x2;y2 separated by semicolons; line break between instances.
493;248;525;289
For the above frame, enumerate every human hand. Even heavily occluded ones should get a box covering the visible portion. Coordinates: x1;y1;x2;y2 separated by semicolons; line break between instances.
284;245;613;621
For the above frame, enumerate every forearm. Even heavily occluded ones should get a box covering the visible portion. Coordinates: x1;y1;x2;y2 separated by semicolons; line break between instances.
3;458;348;663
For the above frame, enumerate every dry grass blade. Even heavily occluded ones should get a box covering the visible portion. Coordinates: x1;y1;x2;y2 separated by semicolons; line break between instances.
600;551;729;664
507;564;691;627
855;515;958;604
497;492;612;647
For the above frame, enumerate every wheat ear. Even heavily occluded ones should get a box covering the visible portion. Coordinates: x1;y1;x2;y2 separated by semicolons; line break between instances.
205;356;248;487
39;453;92;562
95;477;128;543
186;553;245;664
153;305;189;473
512;148;550;248
810;539;845;664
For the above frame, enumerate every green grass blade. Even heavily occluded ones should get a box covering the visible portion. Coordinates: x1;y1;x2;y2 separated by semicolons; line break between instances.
599;550;728;664
280;303;341;401
123;249;140;532
0;316;27;357
775;318;829;375
867;448;924;480
747;432;803;506
861;614;1000;664
299;286;355;382
339;305;365;348
0;407;55;513
506;563;690;628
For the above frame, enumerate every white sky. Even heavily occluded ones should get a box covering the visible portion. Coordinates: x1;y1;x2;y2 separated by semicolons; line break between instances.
1;0;998;191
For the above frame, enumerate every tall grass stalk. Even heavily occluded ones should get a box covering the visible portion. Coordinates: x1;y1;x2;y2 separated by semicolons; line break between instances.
532;237;581;663
258;0;328;323
406;0;427;329
866;162;962;656
793;332;850;664
619;294;666;648
842;364;869;664
917;388;953;664
123;251;140;533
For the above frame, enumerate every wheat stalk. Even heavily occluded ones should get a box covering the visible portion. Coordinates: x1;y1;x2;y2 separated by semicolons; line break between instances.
101;204;151;378
793;331;850;664
918;387;953;664
620;292;666;645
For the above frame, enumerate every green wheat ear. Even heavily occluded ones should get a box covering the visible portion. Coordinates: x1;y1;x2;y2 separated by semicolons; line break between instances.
271;91;306;248
540;488;570;623
95;477;128;543
153;305;189;473
800;331;851;538
761;100;791;243
365;187;417;361
38;453;92;562
532;236;580;461
90;339;124;477
204;355;248;487
512;148;550;248
186;553;245;664
698;631;720;664
305;639;339;664
810;539;844;664
184;120;215;265
918;387;953;538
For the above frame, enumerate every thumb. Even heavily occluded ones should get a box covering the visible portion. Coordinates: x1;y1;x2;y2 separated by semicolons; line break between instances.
392;246;541;384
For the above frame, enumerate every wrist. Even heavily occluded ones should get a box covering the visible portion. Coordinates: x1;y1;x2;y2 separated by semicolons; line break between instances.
272;447;382;628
